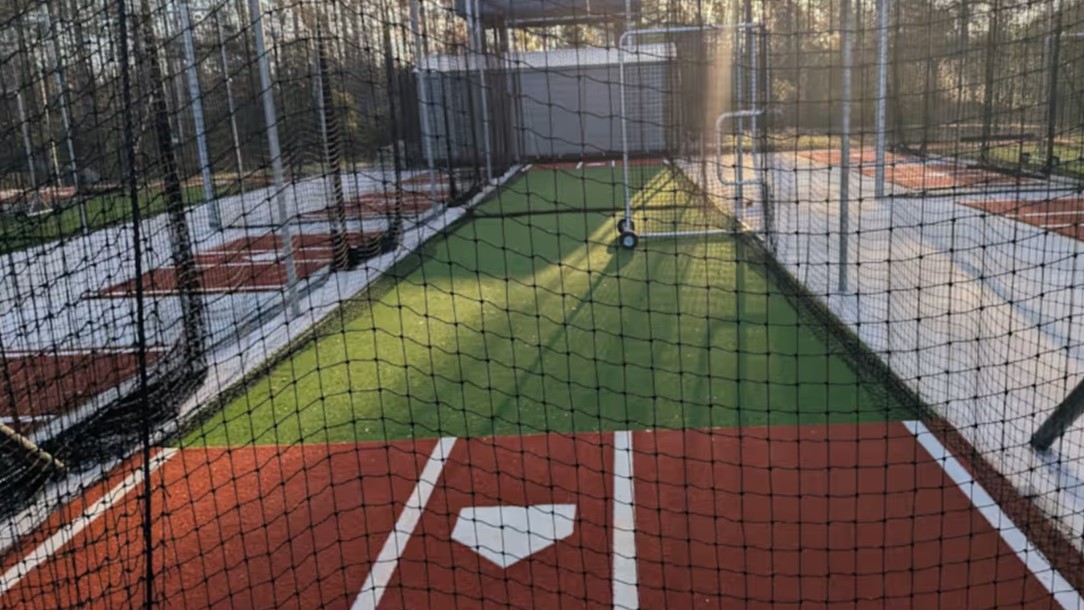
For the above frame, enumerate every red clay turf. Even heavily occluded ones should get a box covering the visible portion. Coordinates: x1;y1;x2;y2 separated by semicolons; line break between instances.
2;425;1075;609
0;350;161;434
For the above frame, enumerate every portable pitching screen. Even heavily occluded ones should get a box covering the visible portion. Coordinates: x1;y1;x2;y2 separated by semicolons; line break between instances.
617;23;774;249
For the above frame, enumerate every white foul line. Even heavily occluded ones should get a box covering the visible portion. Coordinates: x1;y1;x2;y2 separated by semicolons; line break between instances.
351;437;457;610
0;448;177;597
612;430;639;610
904;421;1084;610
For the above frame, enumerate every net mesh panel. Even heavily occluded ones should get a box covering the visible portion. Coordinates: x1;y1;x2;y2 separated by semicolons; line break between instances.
616;26;779;248
1;0;1084;607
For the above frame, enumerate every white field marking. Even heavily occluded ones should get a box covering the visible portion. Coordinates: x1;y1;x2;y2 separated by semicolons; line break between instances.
523;164;534;171
0;448;177;597
190;259;332;267
0;416;55;424
612;430;639;610
1009;210;1084;219
904;421;1084;610
0;347;168;357
196;250;336;261
351;437;457;610
99;284;302;297
576;160;584;169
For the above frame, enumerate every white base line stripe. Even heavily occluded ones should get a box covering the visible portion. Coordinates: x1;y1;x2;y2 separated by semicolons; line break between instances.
0;416;55;424
0;448;177;597
351;437;456;610
612;430;638;610
1;347;169;357
1010;211;1084;219
904;421;1084;610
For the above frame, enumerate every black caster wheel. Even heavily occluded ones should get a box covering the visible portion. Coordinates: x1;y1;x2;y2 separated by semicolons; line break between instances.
617;218;635;234
619;231;639;250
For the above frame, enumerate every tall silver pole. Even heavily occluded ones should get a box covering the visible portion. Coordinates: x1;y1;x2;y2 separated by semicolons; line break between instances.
874;0;889;199
839;0;853;293
16;89;38;192
409;0;437;197
214;8;246;191
179;0;221;230
249;0;299;317
618;33;632;224
36;52;63;193
1;36;40;209
471;0;492;181
42;3;88;233
8;58;39;193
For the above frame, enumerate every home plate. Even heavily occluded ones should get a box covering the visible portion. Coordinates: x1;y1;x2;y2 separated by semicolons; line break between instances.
450;504;577;568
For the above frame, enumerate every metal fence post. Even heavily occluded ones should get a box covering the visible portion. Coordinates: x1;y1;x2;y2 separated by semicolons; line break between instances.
839;0;853;294
248;0;299;318
179;0;221;230
874;0;889;199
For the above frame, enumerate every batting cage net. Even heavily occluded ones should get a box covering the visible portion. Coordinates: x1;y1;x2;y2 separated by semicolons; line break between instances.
1;0;1084;607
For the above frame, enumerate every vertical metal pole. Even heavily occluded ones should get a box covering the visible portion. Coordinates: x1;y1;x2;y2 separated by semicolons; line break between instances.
1044;1;1064;174
874;0;889;199
471;0;493;182
409;0;437;197
619;32;633;224
839;0;853;294
31;31;64;195
249;0;299;317
214;9;246;191
2;32;39;198
734;10;747;207
980;0;999;162
749;24;763;194
11;65;39;199
312;25;349;270
43;3;88;233
1044;34;1056;172
179;0;221;229
16;89;38;192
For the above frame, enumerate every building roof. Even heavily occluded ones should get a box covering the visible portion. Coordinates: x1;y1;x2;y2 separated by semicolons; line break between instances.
454;0;640;27
416;43;673;73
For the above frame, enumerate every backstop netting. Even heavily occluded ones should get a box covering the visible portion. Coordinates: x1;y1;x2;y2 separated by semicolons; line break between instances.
2;0;1084;608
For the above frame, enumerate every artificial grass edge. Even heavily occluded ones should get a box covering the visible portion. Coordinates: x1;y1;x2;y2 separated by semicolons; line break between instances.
170;180;511;449
670;163;928;422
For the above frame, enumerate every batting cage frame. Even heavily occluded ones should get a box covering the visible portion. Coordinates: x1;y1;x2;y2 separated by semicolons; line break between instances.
616;22;774;248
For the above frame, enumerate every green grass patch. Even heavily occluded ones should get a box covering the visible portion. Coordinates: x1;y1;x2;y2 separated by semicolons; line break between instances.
0;184;207;254
184;166;912;447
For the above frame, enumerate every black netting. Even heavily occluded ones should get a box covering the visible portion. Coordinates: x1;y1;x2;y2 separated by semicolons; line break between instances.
1;0;1083;608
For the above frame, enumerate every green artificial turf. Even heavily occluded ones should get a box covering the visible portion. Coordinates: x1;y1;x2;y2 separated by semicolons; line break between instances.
184;166;912;447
